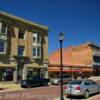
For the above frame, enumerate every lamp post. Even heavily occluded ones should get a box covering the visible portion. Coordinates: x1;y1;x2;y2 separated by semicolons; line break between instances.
58;32;64;100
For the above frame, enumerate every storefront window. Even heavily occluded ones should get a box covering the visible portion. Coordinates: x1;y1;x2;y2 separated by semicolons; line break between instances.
2;69;13;81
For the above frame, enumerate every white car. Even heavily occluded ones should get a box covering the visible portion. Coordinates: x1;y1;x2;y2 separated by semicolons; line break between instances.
64;79;100;99
50;76;72;85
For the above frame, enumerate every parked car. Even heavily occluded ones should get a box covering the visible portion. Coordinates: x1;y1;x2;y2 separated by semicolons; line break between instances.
64;79;100;99
20;77;50;88
50;76;72;85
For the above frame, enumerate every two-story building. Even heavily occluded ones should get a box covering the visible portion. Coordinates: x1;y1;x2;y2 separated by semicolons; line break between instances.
0;12;48;83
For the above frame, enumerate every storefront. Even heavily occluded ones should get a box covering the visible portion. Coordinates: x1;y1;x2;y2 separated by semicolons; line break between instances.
0;68;14;81
48;65;93;79
27;68;47;79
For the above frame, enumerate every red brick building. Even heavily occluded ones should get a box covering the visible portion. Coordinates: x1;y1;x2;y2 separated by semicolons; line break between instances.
49;42;100;78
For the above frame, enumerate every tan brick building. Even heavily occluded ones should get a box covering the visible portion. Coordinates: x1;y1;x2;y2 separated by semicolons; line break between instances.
49;42;100;78
0;12;48;83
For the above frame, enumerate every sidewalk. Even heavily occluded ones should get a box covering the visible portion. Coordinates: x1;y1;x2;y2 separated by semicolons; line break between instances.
0;82;24;92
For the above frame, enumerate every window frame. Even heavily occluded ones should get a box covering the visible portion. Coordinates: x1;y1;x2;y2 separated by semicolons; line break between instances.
18;46;25;56
37;47;41;57
0;40;6;54
32;32;41;43
18;30;25;39
32;47;37;57
32;46;41;58
0;23;8;35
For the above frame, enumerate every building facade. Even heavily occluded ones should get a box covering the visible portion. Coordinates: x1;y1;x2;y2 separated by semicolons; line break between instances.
49;42;100;78
0;12;48;83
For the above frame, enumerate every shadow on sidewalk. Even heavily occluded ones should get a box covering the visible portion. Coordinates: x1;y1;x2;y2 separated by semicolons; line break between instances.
66;93;99;100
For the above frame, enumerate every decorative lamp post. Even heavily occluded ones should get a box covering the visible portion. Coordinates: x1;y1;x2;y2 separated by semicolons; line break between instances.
58;32;64;100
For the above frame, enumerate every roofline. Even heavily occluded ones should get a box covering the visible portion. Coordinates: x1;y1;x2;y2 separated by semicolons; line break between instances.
0;11;48;30
86;41;100;49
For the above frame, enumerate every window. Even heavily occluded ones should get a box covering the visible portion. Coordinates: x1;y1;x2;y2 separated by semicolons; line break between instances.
70;80;82;85
18;46;24;56
37;34;41;43
32;32;41;58
90;80;96;85
0;40;6;54
37;47;41;57
18;31;25;39
32;33;37;42
2;24;7;33
32;47;41;58
32;33;41;43
84;81;90;86
32;47;36;57
33;37;36;42
0;23;7;34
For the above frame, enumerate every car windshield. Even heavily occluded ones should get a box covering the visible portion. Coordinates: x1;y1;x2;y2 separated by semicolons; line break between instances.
69;80;82;85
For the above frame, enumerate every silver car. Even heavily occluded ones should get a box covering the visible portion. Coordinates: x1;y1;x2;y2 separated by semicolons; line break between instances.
64;79;100;99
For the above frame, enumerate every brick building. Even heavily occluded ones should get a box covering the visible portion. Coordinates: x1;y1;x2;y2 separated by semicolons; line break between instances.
0;12;48;83
49;42;100;78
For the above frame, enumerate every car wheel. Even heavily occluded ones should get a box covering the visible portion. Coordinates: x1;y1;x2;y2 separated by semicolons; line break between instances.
84;91;89;99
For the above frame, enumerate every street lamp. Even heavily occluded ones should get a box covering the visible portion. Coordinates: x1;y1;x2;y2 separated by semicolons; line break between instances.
58;32;64;100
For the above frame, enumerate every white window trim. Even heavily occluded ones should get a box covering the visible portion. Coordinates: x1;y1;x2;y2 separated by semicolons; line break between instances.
32;32;37;43
37;34;41;43
32;46;41;58
5;25;7;35
0;40;6;54
32;32;41;43
32;47;37;58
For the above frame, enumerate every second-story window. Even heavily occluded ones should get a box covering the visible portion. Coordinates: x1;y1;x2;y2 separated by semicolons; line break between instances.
18;31;25;39
37;47;41;57
32;47;41;58
0;40;6;54
18;46;25;56
32;47;36;57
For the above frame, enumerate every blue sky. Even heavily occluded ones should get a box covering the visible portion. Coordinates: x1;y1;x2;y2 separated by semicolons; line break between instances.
0;0;100;54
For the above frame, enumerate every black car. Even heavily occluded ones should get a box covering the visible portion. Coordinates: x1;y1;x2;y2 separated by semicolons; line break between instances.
20;77;50;88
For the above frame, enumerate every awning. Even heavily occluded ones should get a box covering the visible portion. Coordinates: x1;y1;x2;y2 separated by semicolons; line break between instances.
48;68;80;72
48;67;93;72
